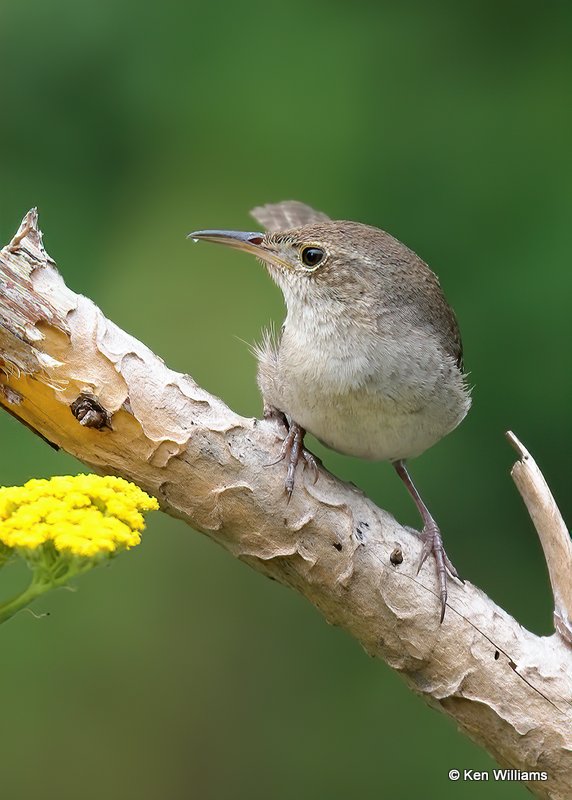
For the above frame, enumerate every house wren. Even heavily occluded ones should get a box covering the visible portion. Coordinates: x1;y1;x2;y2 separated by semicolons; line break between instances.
189;201;471;621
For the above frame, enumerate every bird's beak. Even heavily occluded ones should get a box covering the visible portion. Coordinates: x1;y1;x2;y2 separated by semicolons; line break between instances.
187;229;266;258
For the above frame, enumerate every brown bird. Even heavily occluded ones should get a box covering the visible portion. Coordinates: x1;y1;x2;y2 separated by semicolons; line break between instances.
189;201;471;621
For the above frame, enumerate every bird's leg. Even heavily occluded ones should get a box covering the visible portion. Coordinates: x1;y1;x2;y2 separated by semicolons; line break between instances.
393;459;461;623
263;406;320;497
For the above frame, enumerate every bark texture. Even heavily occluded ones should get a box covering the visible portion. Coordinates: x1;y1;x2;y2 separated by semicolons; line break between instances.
1;210;571;799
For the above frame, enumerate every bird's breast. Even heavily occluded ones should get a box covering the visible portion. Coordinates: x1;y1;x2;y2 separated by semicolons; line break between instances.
270;322;470;461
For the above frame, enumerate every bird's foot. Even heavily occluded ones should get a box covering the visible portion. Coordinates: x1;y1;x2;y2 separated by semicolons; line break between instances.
266;420;320;498
417;519;462;623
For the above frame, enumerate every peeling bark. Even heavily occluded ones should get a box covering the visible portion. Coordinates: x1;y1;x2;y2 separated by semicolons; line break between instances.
1;210;571;799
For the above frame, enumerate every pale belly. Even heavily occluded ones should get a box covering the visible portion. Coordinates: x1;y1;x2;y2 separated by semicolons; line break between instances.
258;318;471;462
285;384;466;461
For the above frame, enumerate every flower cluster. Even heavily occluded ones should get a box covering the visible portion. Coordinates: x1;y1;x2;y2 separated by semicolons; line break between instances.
0;474;159;625
0;474;158;559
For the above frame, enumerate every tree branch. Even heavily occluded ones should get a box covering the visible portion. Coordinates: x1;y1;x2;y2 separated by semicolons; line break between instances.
1;210;571;799
507;431;572;647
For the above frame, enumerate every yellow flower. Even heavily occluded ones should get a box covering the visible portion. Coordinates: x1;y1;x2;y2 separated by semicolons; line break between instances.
0;474;159;626
0;474;158;559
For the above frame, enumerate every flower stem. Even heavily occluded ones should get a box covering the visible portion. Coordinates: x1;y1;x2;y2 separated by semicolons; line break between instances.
0;579;49;625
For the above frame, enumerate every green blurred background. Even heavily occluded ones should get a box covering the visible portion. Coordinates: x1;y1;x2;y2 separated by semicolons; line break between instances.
1;2;571;798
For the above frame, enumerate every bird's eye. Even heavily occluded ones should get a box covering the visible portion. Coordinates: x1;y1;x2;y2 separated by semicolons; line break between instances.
301;247;325;268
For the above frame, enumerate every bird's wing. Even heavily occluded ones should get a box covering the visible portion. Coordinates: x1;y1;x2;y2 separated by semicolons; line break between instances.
251;201;331;232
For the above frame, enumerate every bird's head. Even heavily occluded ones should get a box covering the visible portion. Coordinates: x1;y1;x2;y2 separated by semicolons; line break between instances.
187;219;394;313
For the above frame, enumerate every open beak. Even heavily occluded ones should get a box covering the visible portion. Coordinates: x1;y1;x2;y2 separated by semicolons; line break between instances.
187;229;266;258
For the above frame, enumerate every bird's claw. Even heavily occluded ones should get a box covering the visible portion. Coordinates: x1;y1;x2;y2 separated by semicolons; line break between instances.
266;422;319;498
417;519;462;623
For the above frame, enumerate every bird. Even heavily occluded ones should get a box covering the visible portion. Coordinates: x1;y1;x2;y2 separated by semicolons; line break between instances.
188;201;471;621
